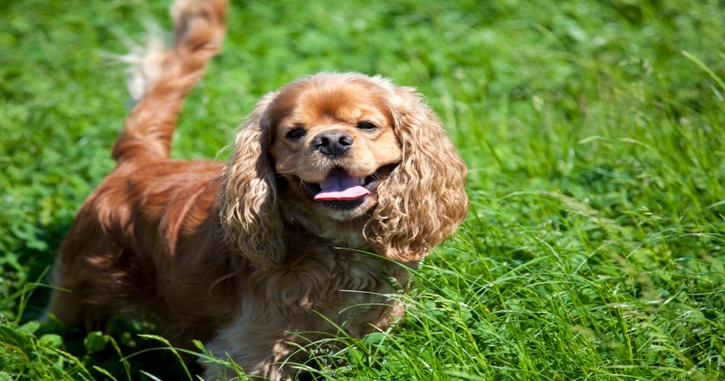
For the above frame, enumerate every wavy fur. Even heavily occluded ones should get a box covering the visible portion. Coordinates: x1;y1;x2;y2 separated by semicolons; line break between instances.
218;92;286;269
369;84;469;262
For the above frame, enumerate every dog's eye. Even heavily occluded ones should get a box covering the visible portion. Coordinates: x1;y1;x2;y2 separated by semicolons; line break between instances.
286;128;306;140
356;121;377;130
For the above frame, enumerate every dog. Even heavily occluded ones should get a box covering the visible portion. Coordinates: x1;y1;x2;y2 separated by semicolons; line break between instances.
47;0;469;379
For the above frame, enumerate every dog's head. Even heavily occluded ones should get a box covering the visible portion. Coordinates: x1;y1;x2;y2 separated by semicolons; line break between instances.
220;73;468;269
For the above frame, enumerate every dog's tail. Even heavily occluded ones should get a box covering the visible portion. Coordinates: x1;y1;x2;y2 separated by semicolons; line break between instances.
112;0;228;163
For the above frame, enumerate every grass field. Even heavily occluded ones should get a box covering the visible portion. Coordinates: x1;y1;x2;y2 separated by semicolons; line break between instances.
2;0;725;379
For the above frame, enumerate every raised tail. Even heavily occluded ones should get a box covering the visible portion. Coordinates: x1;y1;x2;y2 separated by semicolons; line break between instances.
112;0;228;163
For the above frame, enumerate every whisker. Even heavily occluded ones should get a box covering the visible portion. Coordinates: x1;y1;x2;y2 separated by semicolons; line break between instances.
274;168;296;175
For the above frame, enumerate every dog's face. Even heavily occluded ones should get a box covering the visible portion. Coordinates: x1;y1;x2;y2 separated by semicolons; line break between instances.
266;78;402;221
220;73;469;268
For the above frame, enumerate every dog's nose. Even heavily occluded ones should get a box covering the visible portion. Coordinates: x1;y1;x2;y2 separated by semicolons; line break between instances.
312;131;353;158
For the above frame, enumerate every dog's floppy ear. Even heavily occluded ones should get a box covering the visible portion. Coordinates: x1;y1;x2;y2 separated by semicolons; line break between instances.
368;86;469;263
219;92;285;269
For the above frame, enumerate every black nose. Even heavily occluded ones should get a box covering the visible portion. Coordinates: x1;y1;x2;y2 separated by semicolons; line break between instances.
312;131;354;158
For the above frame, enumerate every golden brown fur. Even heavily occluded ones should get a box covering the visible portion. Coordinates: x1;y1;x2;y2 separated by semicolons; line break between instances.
47;0;469;379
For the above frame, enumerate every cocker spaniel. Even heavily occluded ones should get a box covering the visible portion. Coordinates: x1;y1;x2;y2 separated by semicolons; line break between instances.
47;0;469;379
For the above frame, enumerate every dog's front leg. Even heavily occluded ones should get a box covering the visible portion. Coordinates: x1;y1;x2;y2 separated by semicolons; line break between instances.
201;315;310;381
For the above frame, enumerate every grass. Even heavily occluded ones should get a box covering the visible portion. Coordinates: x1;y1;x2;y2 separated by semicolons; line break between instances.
2;0;725;379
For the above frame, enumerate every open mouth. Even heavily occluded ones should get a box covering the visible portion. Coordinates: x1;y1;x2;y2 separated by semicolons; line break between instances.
301;168;381;209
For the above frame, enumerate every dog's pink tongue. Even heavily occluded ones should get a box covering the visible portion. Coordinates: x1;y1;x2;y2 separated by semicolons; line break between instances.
314;171;369;201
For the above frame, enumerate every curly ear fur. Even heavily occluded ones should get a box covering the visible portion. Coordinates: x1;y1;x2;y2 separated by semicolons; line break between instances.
219;92;285;269
368;87;469;263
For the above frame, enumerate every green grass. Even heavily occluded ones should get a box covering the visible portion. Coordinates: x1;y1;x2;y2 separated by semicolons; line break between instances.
2;0;725;379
